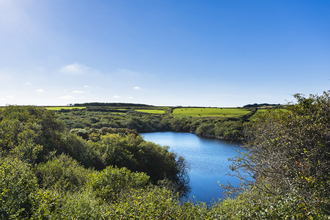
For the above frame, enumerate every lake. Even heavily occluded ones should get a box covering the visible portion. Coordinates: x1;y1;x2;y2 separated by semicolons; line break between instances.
141;132;244;205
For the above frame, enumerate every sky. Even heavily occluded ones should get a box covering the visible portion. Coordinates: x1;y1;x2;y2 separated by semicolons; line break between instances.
0;0;329;107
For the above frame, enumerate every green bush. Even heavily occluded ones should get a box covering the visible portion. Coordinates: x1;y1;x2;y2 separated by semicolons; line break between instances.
0;157;38;219
58;188;110;219
103;186;209;219
95;133;190;195
86;166;150;202
35;154;91;192
58;132;104;169
229;91;330;216
195;123;214;136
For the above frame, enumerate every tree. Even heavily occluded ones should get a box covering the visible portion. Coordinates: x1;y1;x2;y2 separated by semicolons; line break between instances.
230;91;330;213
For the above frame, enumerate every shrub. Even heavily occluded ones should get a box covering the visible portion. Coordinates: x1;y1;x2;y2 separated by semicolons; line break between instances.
35;154;91;192
86;166;150;202
0;157;38;219
230;91;330;215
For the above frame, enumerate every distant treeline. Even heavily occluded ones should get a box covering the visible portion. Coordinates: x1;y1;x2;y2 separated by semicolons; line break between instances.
73;102;153;107
243;103;281;108
54;106;258;141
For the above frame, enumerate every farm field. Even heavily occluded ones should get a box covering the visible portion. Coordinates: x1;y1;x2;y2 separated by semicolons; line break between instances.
172;107;251;117
249;108;287;121
134;109;165;114
45;106;86;110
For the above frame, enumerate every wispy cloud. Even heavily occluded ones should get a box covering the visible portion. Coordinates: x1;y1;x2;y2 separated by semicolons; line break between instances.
113;95;121;98
133;87;140;90
72;90;84;93
36;89;44;93
128;97;134;99
0;98;6;101
7;95;15;99
25;82;31;85
60;62;89;74
59;95;75;99
84;85;89;88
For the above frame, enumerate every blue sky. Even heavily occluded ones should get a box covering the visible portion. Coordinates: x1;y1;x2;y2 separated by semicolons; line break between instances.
0;0;329;107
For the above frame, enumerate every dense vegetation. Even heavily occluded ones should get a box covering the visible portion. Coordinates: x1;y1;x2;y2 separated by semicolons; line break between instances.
1;92;329;218
52;105;257;141
0;106;190;218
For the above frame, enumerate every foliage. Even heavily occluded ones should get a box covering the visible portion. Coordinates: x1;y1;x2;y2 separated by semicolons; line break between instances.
69;128;89;139
195;123;215;136
0;157;38;219
94;133;190;195
214;120;243;139
0;105;65;164
229;91;330;215
53;104;258;140
2;101;329;218
209;189;329;219
35;154;91;192
0;106;190;193
87;166;150;202
103;186;210;219
243;103;281;108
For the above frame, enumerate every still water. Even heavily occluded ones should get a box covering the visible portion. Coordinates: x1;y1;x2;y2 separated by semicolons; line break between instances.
141;132;243;204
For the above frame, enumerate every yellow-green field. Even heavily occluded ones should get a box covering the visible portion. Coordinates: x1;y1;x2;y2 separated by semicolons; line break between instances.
249;108;286;120
134;109;165;114
45;106;86;110
172;108;251;117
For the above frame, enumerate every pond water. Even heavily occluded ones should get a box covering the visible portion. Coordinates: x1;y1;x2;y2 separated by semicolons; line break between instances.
141;132;244;205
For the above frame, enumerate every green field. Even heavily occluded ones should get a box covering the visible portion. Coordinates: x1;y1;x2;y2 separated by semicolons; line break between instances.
172;107;251;117
249;108;287;121
45;106;86;110
134;109;165;114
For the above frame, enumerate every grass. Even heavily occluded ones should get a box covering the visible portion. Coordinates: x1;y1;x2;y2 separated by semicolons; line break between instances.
134;109;165;114
45;107;86;110
172;107;251;118
249;108;287;121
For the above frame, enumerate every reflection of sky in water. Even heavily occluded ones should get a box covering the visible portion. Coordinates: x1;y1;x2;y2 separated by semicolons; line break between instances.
141;132;244;204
